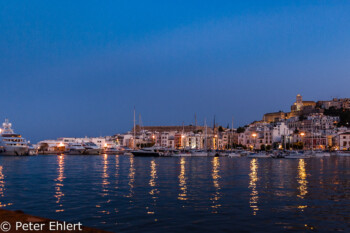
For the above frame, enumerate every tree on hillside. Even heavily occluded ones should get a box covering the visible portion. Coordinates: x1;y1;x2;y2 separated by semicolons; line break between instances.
237;127;245;133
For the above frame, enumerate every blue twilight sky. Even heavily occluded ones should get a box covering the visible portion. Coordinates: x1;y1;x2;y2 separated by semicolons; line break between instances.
1;1;350;142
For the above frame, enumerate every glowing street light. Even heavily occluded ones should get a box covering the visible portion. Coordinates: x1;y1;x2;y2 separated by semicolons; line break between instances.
251;133;257;150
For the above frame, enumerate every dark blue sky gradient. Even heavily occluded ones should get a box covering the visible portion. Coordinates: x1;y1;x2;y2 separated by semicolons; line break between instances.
1;1;350;142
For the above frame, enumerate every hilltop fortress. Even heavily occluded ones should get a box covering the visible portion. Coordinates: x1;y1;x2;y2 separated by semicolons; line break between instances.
263;94;320;123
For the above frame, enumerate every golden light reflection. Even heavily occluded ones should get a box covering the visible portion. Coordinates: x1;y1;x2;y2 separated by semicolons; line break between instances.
147;159;159;216
249;158;259;215
297;159;308;211
0;166;10;208
0;166;4;198
149;160;158;197
54;155;65;212
115;155;119;187
178;157;187;201
102;154;110;196
211;157;221;213
127;156;135;199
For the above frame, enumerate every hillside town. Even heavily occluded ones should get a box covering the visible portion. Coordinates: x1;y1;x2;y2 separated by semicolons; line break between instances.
33;94;350;154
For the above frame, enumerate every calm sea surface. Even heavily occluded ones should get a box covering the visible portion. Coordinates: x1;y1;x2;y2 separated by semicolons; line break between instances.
0;155;350;232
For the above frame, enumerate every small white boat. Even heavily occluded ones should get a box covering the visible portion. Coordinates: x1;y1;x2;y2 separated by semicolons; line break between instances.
171;150;191;157
313;151;331;157
336;151;350;156
191;150;209;157
228;152;241;157
284;151;310;159
173;153;192;157
247;152;271;158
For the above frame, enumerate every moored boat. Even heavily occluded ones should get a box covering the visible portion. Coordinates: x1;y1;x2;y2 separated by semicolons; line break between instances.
65;143;85;155
191;150;209;157
0;119;30;156
335;150;350;156
284;151;311;159
131;148;163;157
247;152;271;158
82;142;102;155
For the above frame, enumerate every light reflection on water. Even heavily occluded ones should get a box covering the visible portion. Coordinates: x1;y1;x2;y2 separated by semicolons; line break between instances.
0;155;349;232
127;156;135;199
102;154;110;192
147;159;159;217
211;157;221;213
178;157;187;201
297;159;308;211
0;165;11;208
249;158;259;215
54;155;65;212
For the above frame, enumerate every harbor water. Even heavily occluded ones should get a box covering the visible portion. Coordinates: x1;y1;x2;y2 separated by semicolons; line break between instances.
0;155;350;232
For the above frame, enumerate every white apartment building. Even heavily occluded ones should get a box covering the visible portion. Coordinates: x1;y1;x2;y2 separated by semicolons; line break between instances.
339;132;350;150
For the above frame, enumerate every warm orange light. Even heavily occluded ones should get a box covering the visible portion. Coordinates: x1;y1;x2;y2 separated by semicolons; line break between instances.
300;132;305;136
104;143;108;147
181;135;185;138
252;133;257;137
152;135;155;139
58;142;64;147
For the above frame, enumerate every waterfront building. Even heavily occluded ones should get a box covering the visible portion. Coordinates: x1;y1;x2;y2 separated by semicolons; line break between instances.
271;122;292;143
338;132;350;150
238;123;273;150
317;98;350;110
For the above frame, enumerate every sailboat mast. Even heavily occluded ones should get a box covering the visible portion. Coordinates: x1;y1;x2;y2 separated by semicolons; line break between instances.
133;107;136;150
231;116;234;149
204;118;207;150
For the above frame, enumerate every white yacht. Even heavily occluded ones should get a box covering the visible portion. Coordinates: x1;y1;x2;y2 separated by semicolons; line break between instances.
65;143;85;155
0;119;30;156
82;142;102;155
103;142;121;154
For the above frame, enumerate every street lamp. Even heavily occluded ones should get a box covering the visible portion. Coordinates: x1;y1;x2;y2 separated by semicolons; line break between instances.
252;133;257;150
299;132;305;150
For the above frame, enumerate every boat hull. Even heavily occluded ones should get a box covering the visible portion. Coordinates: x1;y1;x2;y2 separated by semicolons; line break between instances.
83;149;102;155
131;151;161;157
228;153;240;157
0;146;29;156
65;149;84;155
